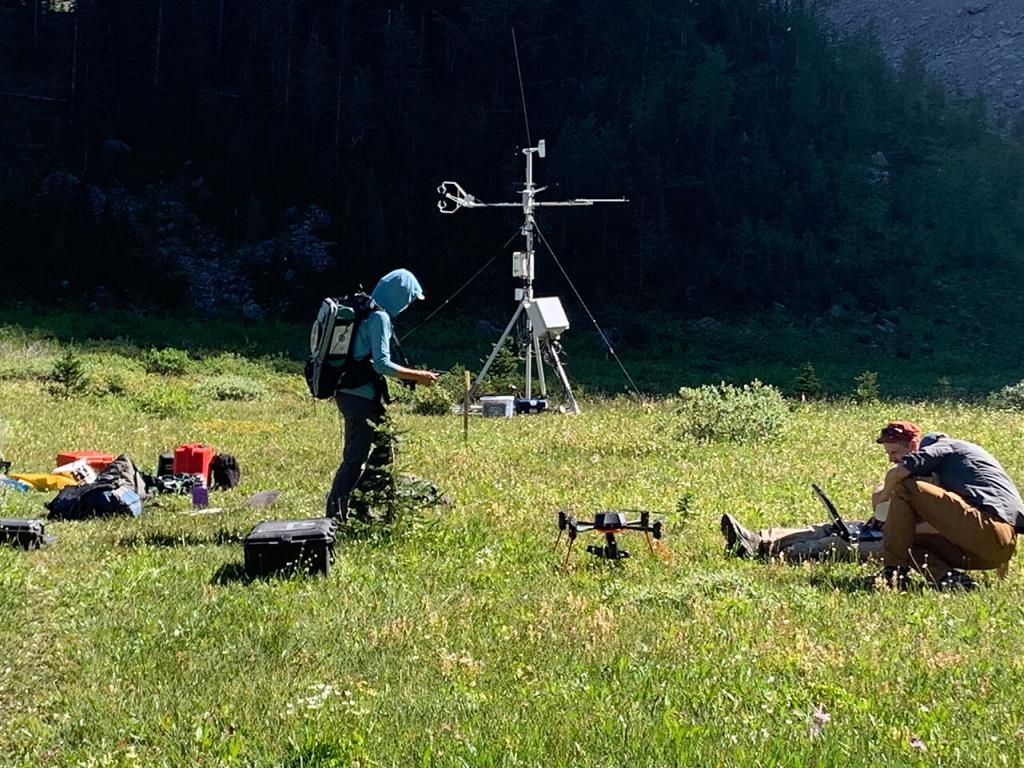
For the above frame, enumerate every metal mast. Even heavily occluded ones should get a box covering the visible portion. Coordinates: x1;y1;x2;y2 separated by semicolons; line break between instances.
438;140;625;413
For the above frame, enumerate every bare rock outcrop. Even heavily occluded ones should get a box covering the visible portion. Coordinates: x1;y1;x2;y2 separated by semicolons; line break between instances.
821;0;1024;128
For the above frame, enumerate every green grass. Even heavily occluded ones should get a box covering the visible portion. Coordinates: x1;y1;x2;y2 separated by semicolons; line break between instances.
2;322;1024;766
5;294;1024;399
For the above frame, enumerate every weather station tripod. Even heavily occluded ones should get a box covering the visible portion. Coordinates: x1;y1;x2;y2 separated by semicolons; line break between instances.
438;139;626;414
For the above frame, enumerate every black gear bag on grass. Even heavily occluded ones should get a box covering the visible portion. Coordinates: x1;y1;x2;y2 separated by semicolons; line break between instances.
46;454;146;520
210;453;242;489
305;292;381;399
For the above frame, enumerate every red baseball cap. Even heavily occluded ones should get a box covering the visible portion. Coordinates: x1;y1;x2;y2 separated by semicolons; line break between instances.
875;420;922;444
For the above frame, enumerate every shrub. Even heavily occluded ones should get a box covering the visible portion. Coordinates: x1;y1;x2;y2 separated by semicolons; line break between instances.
935;376;957;402
91;368;144;398
197;374;268;402
203;352;267;377
853;371;880;403
477;338;521;395
792;362;823;400
410;384;455;415
343;416;448;532
141;347;192;376
134;384;193;418
410;365;470;415
988;380;1024;411
87;354;146;398
47;348;90;398
676;379;789;443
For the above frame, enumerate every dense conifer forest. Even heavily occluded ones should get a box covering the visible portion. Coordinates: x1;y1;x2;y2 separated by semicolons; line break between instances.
2;0;1022;320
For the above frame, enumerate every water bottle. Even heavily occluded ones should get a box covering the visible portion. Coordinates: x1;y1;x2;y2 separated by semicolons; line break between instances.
191;476;209;508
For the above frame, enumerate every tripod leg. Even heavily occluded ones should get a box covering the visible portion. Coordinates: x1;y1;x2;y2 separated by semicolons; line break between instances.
546;339;580;414
562;537;575;571
470;302;525;401
525;320;533;399
532;333;548;398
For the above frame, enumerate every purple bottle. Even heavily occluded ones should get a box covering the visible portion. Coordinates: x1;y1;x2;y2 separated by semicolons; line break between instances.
191;478;209;508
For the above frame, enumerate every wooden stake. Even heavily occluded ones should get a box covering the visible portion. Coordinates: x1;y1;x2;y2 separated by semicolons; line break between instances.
463;370;471;443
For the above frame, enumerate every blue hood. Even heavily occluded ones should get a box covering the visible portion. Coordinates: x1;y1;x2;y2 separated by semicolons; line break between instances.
371;269;423;317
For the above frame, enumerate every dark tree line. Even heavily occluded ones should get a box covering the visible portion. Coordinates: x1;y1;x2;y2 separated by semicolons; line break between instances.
1;0;1023;318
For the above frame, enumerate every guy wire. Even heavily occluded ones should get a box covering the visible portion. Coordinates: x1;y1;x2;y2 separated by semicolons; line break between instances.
512;28;531;147
400;229;521;342
534;223;643;396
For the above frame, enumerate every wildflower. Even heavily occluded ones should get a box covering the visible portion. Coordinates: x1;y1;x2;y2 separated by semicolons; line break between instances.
809;704;830;739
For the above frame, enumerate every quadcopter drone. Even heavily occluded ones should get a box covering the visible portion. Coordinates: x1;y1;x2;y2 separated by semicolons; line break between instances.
555;509;665;569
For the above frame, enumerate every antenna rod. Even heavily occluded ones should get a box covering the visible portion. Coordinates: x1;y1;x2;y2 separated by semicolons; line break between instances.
512;28;532;147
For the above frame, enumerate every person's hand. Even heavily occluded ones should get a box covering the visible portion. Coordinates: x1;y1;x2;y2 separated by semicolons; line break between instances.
414;370;439;386
864;516;883;530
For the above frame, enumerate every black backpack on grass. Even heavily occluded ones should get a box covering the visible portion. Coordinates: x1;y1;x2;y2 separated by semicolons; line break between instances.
304;292;380;399
46;454;146;520
210;453;241;489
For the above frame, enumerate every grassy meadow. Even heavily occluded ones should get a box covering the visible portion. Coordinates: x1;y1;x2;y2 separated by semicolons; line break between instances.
2;313;1024;766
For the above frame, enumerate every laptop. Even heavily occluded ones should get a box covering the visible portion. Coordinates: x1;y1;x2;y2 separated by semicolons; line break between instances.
811;483;884;543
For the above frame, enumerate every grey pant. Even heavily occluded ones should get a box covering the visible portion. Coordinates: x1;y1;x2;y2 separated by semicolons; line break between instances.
760;523;882;562
326;393;387;520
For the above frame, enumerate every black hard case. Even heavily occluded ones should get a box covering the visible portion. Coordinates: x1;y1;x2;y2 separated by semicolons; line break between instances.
243;518;337;577
0;518;50;549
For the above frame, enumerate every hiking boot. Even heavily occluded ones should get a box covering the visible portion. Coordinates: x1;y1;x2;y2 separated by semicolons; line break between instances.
720;514;762;558
862;565;911;591
933;569;979;592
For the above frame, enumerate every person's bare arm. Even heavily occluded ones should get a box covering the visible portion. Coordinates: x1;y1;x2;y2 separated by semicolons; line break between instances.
393;365;438;386
871;480;888;508
879;463;910;498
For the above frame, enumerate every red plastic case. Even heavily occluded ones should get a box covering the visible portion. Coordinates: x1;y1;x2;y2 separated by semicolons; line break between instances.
55;451;116;470
172;443;216;481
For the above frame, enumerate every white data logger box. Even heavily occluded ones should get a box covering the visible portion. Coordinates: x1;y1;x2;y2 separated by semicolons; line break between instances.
526;297;569;338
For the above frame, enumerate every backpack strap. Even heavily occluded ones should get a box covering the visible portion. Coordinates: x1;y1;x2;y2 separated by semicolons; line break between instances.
337;304;389;396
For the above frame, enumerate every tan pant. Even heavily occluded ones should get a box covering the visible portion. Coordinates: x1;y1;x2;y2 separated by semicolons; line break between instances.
883;480;1016;581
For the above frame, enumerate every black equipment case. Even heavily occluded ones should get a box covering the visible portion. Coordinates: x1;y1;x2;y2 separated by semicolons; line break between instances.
243;518;337;577
0;518;53;549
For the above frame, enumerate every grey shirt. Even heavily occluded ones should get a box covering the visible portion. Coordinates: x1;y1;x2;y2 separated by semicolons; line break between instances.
902;438;1024;533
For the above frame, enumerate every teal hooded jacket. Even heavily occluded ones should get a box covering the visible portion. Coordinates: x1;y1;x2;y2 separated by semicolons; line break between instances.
337;268;424;400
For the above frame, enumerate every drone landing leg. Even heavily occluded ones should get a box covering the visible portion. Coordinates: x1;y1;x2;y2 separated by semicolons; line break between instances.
562;537;575;571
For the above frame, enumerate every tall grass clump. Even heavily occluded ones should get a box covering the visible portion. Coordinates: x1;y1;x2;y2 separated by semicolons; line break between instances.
676;379;789;442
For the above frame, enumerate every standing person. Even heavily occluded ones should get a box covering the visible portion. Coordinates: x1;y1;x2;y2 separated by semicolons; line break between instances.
874;426;1023;590
325;268;438;521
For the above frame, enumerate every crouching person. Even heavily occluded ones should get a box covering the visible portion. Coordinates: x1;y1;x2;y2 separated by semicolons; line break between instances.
875;430;1022;590
719;421;924;563
325;268;438;522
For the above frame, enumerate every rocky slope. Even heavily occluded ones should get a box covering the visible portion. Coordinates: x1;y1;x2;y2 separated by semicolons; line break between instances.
822;0;1024;128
